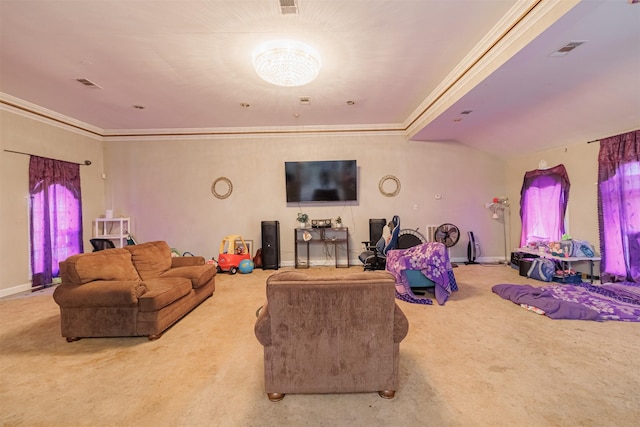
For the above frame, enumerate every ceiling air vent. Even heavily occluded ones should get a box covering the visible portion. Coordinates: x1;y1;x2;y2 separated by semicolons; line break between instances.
550;41;587;57
279;0;298;15
75;78;102;89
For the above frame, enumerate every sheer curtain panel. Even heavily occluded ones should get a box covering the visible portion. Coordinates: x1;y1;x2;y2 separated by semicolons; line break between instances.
598;130;640;284
519;164;570;247
29;156;83;288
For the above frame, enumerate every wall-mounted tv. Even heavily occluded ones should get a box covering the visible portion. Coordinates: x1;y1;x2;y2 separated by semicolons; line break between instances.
285;160;357;203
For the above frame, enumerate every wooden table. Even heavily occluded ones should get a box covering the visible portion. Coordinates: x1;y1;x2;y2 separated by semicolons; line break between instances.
294;227;349;268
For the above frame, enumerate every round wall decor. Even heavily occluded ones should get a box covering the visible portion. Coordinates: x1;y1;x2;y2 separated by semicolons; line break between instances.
379;175;401;197
211;177;233;199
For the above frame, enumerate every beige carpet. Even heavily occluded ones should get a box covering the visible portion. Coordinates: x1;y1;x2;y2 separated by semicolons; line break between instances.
1;265;639;427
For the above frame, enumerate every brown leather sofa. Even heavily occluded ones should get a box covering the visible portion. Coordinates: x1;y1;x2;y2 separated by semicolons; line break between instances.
254;270;409;401
53;241;215;341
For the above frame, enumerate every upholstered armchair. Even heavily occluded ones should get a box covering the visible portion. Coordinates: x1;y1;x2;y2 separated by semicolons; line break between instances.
254;270;409;401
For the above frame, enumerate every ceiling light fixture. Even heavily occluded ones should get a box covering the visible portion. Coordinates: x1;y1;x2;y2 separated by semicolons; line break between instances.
253;40;321;87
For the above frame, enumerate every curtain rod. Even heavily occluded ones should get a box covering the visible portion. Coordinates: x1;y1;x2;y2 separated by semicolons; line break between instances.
587;129;637;144
3;149;91;165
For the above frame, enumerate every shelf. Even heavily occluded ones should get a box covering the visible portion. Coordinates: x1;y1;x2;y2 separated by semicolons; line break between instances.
94;217;131;248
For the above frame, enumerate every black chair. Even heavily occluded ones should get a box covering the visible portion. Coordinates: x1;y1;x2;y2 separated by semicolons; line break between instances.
358;216;400;270
90;238;116;252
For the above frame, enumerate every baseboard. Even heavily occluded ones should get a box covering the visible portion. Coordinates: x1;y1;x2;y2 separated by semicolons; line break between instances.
284;257;508;268
0;282;33;298
283;260;354;268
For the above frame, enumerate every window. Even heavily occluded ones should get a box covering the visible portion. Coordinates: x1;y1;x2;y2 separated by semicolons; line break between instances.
597;130;640;284
31;184;82;278
519;164;570;247
599;161;640;278
29;156;83;288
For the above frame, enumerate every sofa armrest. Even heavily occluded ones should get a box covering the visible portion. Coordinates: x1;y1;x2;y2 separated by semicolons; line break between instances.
254;301;271;346
53;281;147;308
393;304;409;343
171;256;205;268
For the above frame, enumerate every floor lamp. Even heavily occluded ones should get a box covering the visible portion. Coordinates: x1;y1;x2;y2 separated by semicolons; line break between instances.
488;197;510;265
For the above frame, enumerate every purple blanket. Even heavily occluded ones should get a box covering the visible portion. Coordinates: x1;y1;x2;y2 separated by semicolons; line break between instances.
492;282;640;321
386;242;458;305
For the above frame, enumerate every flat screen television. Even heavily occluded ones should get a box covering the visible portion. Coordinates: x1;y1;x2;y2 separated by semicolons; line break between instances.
285;160;357;203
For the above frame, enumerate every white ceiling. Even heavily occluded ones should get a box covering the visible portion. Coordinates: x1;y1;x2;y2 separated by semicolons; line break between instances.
1;0;639;159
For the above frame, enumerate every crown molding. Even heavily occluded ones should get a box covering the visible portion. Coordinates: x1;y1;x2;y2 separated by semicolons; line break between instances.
101;123;406;141
405;0;580;138
0;93;104;140
1;91;406;141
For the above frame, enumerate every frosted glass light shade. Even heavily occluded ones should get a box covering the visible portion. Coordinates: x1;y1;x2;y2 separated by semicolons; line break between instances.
253;40;321;87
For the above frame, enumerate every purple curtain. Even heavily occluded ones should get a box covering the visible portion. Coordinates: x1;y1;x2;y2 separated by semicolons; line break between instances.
519;164;570;247
29;156;83;288
598;130;640;284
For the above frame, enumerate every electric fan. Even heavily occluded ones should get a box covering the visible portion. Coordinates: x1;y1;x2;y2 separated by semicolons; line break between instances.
465;231;479;265
434;223;461;267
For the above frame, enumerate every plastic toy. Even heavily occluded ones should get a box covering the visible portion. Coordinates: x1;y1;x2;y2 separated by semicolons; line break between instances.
238;259;254;274
216;234;251;274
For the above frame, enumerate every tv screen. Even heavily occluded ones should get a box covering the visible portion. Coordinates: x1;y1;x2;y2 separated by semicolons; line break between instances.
285;160;357;203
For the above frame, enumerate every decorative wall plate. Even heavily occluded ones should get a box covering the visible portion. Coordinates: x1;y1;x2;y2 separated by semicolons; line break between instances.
211;177;233;199
379;175;401;197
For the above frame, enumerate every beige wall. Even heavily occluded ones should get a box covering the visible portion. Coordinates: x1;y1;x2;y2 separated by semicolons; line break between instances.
505;141;600;256
6;107;604;295
0;110;104;295
0;111;599;294
103;133;507;266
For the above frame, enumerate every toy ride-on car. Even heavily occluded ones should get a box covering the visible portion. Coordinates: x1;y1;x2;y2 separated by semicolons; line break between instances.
217;234;251;274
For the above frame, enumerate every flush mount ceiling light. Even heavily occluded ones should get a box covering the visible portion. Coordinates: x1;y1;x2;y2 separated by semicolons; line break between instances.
252;40;321;87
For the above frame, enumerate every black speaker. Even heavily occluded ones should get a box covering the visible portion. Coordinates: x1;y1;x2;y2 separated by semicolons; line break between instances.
369;218;387;244
261;220;280;270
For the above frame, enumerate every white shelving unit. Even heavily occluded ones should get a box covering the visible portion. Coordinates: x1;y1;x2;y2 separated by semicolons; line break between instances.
94;217;131;248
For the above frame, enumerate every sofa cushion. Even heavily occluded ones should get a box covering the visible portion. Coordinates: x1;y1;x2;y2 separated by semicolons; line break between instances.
126;241;172;280
171;256;205;268
53;280;147;308
60;248;141;286
160;265;216;289
138;277;192;312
